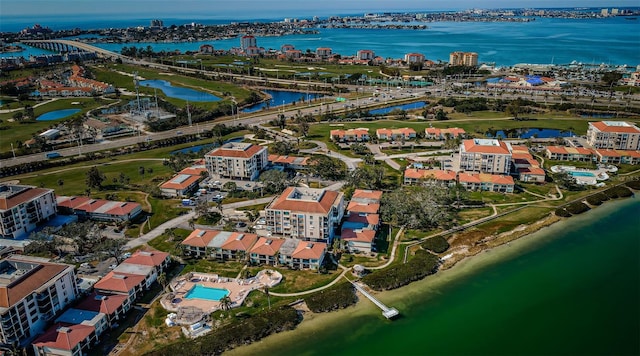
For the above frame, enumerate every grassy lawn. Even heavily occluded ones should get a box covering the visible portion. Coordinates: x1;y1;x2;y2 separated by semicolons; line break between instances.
467;190;540;204
181;258;246;278
0;97;106;154
457;207;494;224
253;267;339;294
146;228;191;255
339;253;388;268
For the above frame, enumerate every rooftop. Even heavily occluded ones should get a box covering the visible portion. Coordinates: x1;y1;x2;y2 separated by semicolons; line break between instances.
0;256;71;309
268;187;342;214
0;184;53;211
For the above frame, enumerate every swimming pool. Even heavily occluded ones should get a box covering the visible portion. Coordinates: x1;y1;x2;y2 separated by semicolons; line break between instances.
569;171;596;178
184;285;229;301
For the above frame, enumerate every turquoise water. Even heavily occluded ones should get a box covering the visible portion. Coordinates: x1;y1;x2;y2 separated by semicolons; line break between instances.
570;171;596;177
185;285;229;301
490;128;575;139
36;108;81;121
240;198;640;356
139;79;220;102
7;17;638;66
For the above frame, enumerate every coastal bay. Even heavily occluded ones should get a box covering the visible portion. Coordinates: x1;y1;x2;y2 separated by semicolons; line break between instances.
229;197;640;355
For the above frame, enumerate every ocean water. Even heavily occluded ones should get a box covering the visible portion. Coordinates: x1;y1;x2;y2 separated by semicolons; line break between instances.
231;197;640;356
3;17;639;66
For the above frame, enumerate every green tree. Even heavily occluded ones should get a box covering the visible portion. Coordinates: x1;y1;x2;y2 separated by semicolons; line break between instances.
308;155;347;181
85;166;105;190
259;170;288;193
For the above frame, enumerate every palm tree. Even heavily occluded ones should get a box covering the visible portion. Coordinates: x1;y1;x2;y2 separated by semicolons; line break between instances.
158;272;168;291
220;295;232;311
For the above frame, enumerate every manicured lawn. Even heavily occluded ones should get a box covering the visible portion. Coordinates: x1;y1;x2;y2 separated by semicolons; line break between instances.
147;228;191;255
457;207;494;224
181;258;246;278
252;267;339;294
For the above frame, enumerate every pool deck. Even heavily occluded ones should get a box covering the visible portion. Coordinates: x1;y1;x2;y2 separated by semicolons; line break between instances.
550;165;612;185
161;270;282;324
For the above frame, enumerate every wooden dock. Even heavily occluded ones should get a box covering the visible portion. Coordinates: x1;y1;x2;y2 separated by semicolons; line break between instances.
351;282;399;319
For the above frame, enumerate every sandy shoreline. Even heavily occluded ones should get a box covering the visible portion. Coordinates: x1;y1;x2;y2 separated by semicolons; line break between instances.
226;197;637;355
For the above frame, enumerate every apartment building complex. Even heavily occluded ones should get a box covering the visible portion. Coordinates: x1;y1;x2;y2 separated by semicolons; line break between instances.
586;121;640;150
0;184;57;239
0;255;78;346
459;139;513;174
204;142;268;181
449;51;478;66
265;187;344;243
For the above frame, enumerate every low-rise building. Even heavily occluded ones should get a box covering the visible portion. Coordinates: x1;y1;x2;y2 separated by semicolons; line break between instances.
56;196;142;223
266;187;344;243
74;292;131;327
518;167;547;183
341;229;376;254
205;142;268;181
32;323;96;356
284;240;327;270
586;121;640;150
268;154;310;170
376;128;416;141
545;146;595;162
249;237;285;266
160;167;207;198
458;173;515;193
181;230;259;260
93;272;146;304
54;308;108;338
330;128;370;142
0;184;57;239
0;255;78;346
424;127;466;140
403;168;457;186
593;149;640;165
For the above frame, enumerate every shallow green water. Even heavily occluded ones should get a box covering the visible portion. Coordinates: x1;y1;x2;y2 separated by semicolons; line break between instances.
268;198;640;356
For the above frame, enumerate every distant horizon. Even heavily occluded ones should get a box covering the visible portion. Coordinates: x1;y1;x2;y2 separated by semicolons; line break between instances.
2;1;639;18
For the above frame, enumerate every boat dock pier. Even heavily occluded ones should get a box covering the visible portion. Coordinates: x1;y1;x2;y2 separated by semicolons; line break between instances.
351;281;399;319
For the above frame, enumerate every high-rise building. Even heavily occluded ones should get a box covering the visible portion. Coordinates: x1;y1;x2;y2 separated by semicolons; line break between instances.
459;139;513;174
449;51;479;66
204;142;268;181
240;35;257;50
0;184;57;239
0;255;78;346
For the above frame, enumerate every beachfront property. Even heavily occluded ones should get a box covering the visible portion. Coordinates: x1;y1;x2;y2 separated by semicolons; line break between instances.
459;139;512;174
265;187;344;243
340;189;382;254
458;172;515;193
204;142;268;181
449;51;478;66
316;47;333;59
518;167;547;183
268;154;310;170
181;230;259;261
240;35;256;50
424;127;466;140
278;239;327;270
330;128;370;143
0;184;57;239
0;255;78;346
249;237;285;265
404;52;425;63
510;145;546;183
160;166;208;198
56;196;143;223
54;308;109;338
93;271;146;304
545;146;595;162
586;121;640;150
376;128;417;141
403;168;457;186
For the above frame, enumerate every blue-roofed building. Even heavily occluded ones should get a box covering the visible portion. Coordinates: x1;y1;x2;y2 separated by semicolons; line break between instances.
55;308;108;337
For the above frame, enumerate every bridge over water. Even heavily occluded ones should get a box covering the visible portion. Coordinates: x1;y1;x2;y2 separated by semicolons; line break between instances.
21;39;125;60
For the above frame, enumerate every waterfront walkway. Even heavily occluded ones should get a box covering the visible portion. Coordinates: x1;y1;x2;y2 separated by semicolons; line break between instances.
350;281;399;319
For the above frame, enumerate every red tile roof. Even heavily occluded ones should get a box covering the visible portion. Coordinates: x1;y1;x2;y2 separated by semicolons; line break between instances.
250;237;285;257
124;250;170;267
205;143;264;159
341;228;376;243
182;229;217;248
160;174;201;190
0;258;69;308
74;292;129;316
33;323;94;351
221;232;259;252
351;189;382;202
94;272;145;293
590;121;640;134
0;186;52;211
269;187;341;214
347;202;380;214
462;139;511;155
291;242;326;260
346;213;380;226
518;167;546;176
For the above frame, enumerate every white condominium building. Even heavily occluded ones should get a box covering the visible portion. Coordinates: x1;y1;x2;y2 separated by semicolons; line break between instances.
0;184;57;239
586;121;640;150
266;187;344;243
0;255;78;346
204;142;268;181
459;139;513;174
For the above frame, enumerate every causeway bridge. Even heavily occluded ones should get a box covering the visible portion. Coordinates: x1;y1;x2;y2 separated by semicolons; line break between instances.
350;281;399;319
21;39;126;60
